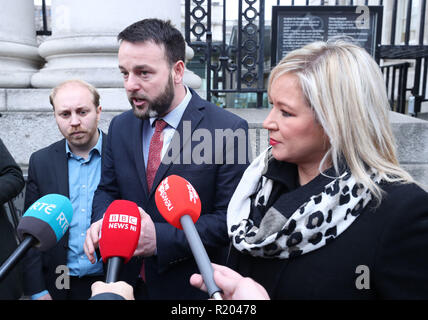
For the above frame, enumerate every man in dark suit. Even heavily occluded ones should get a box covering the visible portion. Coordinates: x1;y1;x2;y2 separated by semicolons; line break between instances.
23;80;106;300
84;19;250;299
0;138;25;299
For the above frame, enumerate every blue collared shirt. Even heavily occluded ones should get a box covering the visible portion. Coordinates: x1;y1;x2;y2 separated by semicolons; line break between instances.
142;86;192;168
66;131;104;277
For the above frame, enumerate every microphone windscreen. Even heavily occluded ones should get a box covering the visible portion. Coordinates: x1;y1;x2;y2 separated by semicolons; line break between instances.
99;200;141;263
155;175;201;230
17;194;73;251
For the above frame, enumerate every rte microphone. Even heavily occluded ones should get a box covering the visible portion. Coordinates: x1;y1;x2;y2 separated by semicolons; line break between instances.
155;175;222;300
99;200;141;283
0;194;73;282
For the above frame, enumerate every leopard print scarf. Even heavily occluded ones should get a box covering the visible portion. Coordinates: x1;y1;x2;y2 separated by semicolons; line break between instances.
227;147;381;259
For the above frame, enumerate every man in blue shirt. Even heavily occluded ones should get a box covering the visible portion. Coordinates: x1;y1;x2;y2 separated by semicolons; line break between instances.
23;79;106;300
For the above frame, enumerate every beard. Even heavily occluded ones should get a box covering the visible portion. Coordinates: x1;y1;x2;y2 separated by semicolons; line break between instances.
66;126;99;152
129;75;174;120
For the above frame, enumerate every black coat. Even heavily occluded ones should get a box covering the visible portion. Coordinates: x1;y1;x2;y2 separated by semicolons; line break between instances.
228;160;428;299
0;138;25;299
22;133;107;299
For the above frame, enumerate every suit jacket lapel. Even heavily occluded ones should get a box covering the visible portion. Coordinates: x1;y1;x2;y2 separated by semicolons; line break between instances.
53;139;69;197
101;131;107;152
132;117;149;197
149;97;204;198
53;140;70;249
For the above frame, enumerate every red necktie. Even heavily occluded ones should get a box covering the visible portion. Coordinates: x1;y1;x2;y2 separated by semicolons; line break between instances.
140;119;167;282
146;119;167;192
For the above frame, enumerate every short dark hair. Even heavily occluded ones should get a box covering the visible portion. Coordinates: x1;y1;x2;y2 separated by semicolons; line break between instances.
117;18;185;66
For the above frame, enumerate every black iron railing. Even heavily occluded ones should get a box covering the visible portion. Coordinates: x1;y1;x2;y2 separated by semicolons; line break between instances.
381;62;411;114
184;0;427;115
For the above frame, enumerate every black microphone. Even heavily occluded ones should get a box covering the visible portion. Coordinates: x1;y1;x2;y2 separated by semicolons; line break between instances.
0;194;73;281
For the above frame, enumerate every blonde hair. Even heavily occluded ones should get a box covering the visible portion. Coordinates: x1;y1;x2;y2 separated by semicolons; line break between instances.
268;40;415;202
49;79;100;110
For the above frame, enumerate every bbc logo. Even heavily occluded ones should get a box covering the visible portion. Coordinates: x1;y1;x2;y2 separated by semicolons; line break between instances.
109;214;138;225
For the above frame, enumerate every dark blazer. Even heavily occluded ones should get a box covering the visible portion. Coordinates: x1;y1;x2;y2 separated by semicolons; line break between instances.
228;161;428;299
0;138;25;299
22;133;107;299
92;89;250;299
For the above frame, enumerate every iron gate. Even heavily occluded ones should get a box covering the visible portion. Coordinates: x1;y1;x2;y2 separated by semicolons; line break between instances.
184;0;428;116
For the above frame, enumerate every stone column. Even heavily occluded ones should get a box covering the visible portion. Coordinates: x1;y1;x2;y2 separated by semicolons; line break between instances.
0;0;42;87
31;0;201;89
184;46;202;89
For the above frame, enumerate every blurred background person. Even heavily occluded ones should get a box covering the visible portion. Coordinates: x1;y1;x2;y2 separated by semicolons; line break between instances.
0;137;25;299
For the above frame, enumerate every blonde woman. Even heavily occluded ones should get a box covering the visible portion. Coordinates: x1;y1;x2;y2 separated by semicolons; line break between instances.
192;40;428;299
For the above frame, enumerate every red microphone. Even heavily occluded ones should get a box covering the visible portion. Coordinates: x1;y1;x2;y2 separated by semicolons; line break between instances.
99;200;141;283
155;175;222;299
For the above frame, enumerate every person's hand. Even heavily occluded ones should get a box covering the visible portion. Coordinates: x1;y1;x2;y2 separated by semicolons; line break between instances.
84;218;103;264
91;281;135;300
36;293;53;300
190;263;270;300
133;207;156;257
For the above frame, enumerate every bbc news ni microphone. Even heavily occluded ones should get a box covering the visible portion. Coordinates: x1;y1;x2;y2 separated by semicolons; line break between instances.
99;200;141;283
